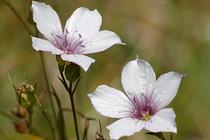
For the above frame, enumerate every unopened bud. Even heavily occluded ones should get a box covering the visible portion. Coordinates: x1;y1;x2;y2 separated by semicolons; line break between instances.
12;105;28;119
65;63;81;83
13;119;28;134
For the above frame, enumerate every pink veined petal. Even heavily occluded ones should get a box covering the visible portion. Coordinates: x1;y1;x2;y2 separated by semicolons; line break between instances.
107;118;145;140
152;72;183;109
32;1;63;41
61;54;95;71
31;36;63;55
81;30;125;54
121;59;156;96
88;85;130;118
144;108;177;133
65;7;102;40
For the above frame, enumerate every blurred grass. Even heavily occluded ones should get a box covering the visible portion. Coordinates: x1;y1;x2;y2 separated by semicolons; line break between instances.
0;0;210;139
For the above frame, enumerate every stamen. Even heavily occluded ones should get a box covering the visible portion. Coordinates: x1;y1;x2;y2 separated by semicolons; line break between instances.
51;31;85;54
128;94;158;120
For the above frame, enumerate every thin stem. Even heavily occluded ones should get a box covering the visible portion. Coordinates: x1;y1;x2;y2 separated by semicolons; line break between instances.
0;110;18;121
39;52;57;124
98;120;102;135
2;1;57;138
28;111;33;133
35;95;56;140
82;119;89;140
69;93;80;140
51;85;67;140
170;133;173;140
58;70;68;91
40;53;50;91
59;70;80;140
3;0;57;125
72;78;81;95
1;0;34;36
62;108;96;121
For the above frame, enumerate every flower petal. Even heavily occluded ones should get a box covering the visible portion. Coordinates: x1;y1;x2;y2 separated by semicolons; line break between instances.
121;59;156;96
65;7;102;39
32;1;62;40
107;118;144;139
81;30;125;54
61;54;95;71
144;108;177;133
64;7;87;37
31;36;63;54
152;72;183;109
88;85;130;118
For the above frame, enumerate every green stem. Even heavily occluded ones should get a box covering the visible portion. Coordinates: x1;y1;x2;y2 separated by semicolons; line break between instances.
1;0;34;36
2;0;57;124
2;1;58;139
69;93;80;140
59;70;80;140
62;108;97;140
51;85;67;140
0;110;18;121
28;110;33;133
39;52;57;121
82;119;89;140
35;95;56;140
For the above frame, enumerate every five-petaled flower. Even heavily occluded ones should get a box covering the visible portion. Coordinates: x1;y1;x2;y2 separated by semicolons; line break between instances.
31;1;124;71
88;59;183;139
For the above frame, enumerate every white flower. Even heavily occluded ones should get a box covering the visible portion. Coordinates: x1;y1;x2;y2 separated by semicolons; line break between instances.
31;1;124;71
88;59;183;139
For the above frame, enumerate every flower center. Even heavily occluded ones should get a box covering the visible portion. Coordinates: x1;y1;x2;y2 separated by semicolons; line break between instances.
51;30;85;54
128;94;157;121
142;111;152;121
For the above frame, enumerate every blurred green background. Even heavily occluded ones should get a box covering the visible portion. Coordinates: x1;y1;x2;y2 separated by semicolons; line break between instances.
0;0;210;140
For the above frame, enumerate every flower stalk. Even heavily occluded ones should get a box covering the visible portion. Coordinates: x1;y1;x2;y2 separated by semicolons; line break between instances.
0;110;18;121
39;52;57;122
62;108;97;140
28;110;33;133
51;85;67;140
58;66;80;140
1;0;34;36
69;91;80;140
35;95;57;140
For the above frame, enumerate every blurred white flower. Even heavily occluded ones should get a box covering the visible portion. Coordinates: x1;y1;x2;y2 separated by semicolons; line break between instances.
31;1;124;71
88;59;183;139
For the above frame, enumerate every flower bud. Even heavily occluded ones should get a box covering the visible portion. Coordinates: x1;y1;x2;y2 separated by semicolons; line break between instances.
65;62;81;83
12;105;28;119
13;119;28;134
14;82;36;110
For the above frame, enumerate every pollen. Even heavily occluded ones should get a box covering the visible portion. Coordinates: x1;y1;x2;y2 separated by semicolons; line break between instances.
142;112;152;121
